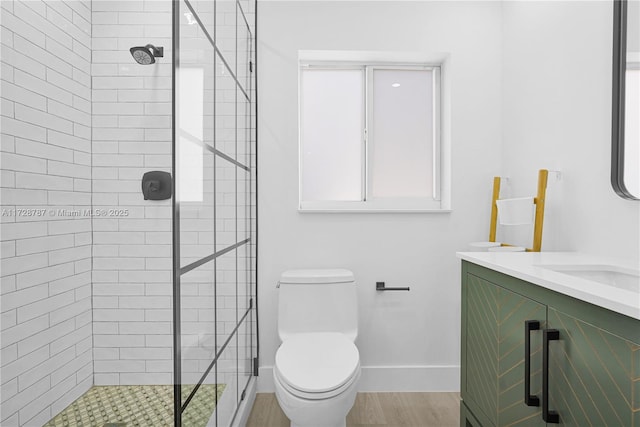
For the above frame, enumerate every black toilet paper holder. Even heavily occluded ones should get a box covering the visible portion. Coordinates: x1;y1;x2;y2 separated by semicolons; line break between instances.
376;281;410;291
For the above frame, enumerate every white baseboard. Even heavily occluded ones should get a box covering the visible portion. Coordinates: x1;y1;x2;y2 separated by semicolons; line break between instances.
257;365;460;393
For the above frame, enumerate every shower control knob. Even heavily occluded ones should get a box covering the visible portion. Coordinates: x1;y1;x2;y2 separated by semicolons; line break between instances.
141;171;172;200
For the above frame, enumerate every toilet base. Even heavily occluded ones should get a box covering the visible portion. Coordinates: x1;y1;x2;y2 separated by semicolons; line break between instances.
274;368;360;427
291;420;346;427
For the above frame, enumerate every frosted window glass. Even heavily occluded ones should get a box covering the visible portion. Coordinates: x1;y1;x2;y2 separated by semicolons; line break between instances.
370;69;433;198
179;68;204;202
301;69;363;202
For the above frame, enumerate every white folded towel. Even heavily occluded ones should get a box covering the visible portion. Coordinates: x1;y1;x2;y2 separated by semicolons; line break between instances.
496;197;534;225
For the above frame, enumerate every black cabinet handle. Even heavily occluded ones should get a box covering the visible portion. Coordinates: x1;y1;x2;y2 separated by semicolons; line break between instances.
524;320;540;407
542;329;560;424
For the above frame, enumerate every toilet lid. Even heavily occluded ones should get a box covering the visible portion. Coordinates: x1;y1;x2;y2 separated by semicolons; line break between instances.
275;332;360;394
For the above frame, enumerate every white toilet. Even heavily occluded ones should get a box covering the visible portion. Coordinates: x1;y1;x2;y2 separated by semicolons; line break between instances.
274;269;361;427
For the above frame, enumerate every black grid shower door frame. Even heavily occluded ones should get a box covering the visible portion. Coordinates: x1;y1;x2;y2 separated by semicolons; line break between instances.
172;0;257;425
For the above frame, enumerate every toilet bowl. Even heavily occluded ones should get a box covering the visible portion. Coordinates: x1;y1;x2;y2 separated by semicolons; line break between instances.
274;332;361;427
275;269;360;427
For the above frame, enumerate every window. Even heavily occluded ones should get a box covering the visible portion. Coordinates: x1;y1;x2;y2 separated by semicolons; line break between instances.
299;62;443;211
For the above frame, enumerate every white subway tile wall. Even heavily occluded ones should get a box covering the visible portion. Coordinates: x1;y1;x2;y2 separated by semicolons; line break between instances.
91;0;174;387
92;0;256;400
0;1;93;425
1;0;256;423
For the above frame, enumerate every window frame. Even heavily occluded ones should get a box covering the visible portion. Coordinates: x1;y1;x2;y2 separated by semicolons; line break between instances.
298;61;445;212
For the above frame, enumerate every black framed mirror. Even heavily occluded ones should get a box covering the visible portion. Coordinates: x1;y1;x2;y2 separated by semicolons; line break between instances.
612;0;640;200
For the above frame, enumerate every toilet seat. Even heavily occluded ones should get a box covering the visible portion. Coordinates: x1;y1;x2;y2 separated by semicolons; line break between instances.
275;332;360;400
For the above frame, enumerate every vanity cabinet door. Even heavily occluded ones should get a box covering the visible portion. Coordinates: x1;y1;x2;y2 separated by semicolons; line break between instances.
547;308;640;427
464;274;546;427
465;274;499;425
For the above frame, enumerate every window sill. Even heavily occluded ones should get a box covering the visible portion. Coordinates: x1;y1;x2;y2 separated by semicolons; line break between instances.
299;209;452;213
298;200;451;213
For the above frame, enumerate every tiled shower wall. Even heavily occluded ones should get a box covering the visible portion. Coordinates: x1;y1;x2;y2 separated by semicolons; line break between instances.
90;0;257;389
90;0;174;385
1;0;257;423
0;1;93;425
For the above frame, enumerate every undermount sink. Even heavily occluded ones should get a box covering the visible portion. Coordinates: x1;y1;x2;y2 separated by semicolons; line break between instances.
537;264;640;292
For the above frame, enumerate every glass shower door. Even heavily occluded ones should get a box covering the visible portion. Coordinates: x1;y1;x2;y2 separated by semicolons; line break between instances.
173;0;256;425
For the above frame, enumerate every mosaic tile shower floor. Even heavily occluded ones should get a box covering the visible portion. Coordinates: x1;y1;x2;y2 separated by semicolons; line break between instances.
44;384;225;427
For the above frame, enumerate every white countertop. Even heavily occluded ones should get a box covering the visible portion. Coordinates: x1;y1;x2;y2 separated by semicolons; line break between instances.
457;252;640;320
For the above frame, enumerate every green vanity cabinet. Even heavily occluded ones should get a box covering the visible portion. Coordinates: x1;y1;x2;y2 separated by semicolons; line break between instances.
461;260;640;427
463;271;546;427
547;308;640;427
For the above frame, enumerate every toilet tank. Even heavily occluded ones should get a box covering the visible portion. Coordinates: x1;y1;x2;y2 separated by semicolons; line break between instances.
278;269;358;342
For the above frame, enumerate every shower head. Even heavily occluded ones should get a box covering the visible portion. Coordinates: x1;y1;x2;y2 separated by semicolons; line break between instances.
129;44;164;65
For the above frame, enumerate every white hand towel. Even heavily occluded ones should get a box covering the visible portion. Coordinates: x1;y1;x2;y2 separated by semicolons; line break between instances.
496;197;535;225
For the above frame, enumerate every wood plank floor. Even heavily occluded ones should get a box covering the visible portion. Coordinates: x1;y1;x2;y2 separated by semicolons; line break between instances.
246;392;460;427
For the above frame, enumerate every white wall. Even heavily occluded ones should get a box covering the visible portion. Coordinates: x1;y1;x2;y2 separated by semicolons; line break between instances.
257;1;504;391
0;1;93;424
502;1;640;261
